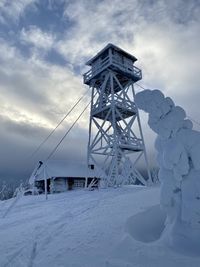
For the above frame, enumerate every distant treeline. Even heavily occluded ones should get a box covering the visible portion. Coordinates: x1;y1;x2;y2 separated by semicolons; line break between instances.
0;181;21;201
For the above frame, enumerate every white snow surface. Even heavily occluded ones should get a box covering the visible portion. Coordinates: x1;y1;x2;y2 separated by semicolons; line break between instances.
1;186;200;267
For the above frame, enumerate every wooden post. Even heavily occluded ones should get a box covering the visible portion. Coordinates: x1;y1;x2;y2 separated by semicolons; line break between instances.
85;177;88;188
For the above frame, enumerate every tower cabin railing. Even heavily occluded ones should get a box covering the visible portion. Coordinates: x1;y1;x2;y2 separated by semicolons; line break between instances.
83;53;142;84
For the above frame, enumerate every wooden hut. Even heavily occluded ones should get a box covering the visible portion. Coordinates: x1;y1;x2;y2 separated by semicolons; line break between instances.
29;161;99;194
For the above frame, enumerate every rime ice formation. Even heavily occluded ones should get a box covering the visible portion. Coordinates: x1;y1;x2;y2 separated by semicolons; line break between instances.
135;89;200;251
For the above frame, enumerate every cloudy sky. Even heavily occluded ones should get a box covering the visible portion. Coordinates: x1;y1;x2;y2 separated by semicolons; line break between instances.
0;0;200;184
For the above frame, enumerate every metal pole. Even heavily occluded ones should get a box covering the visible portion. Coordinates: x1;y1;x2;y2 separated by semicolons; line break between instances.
44;165;48;200
110;72;119;186
87;85;95;167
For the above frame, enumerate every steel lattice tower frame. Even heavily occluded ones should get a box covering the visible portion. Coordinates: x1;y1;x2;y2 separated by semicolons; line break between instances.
83;44;151;186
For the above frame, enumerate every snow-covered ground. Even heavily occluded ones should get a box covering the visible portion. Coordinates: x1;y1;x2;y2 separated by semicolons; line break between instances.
0;186;200;267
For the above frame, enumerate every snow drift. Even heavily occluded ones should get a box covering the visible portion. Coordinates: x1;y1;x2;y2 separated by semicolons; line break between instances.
125;204;166;243
135;89;200;254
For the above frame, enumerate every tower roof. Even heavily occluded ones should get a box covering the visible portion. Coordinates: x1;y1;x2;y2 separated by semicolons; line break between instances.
86;43;138;66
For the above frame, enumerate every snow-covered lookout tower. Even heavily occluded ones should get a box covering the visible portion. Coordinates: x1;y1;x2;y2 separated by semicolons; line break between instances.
84;44;151;186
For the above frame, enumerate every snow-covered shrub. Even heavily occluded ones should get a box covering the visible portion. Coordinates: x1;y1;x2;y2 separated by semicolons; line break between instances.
135;89;200;252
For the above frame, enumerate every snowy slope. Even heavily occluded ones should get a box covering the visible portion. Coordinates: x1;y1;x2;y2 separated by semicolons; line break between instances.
0;186;200;267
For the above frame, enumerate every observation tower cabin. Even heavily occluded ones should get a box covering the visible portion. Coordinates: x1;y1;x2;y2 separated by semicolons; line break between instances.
83;43;142;87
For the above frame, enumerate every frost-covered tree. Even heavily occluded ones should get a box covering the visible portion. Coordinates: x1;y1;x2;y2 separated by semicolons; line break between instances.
151;167;159;184
135;89;200;252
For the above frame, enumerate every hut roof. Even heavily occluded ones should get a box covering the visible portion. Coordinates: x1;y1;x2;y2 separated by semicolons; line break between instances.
29;160;98;184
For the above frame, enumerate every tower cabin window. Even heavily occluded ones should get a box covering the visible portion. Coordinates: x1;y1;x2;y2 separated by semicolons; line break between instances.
112;50;123;64
112;49;133;71
91;50;109;73
90;47;134;76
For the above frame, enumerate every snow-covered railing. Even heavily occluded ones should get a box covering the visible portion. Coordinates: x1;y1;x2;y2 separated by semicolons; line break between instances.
83;56;110;83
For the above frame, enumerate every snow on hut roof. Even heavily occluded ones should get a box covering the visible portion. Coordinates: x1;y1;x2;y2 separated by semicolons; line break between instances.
29;160;98;184
86;43;138;66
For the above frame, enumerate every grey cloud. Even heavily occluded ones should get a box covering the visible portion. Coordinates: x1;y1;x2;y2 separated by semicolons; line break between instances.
0;114;47;138
0;114;88;183
0;69;48;105
57;0;200;67
0;38;88;126
0;0;37;24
